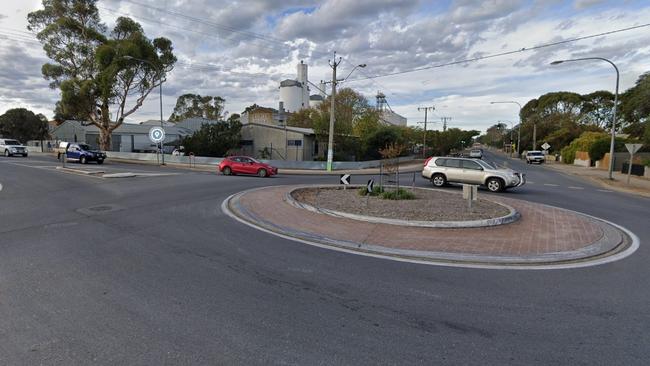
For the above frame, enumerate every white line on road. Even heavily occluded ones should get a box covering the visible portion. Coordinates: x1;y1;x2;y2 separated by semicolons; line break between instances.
543;183;560;187
568;186;585;190
597;189;613;193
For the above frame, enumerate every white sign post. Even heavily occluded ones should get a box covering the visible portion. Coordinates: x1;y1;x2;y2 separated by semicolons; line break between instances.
462;184;478;209
625;143;643;184
149;127;166;166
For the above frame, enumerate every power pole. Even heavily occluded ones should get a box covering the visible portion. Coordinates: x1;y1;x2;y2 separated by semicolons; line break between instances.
417;106;434;157
532;123;537;151
440;116;452;132
326;52;341;171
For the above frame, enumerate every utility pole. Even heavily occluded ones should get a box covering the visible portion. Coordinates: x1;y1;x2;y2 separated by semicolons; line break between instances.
440;116;452;132
532;123;537;151
417;106;434;158
326;52;342;171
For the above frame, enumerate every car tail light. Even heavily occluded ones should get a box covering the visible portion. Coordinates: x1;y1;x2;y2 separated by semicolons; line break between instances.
424;157;433;166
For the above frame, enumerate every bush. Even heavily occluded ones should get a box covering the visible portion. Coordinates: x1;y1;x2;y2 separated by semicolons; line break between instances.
358;186;383;196
561;131;609;164
643;158;650;167
380;188;415;200
561;145;576;164
588;138;611;162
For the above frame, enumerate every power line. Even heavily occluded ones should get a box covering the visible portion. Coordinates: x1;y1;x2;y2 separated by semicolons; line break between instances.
346;22;650;83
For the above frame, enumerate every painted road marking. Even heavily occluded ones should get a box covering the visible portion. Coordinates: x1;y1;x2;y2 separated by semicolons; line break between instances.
568;186;585;190
543;183;559;187
597;189;613;193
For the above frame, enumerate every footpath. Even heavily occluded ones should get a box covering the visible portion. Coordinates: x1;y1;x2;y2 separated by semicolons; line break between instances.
542;161;650;198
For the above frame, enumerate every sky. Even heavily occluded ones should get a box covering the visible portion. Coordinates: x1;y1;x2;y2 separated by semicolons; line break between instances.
0;0;648;133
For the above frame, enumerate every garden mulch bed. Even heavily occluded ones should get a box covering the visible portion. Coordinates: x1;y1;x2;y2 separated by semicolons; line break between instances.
291;187;510;221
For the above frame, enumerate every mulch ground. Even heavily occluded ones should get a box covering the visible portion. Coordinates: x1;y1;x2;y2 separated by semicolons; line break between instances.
291;187;510;221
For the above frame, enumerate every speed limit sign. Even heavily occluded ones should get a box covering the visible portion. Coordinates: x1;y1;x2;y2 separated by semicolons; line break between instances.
149;126;165;143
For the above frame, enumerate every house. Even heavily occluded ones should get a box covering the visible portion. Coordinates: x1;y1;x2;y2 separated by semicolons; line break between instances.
50;120;186;152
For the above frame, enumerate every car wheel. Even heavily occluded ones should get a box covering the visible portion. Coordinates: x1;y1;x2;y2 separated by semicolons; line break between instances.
4;150;10;157
222;166;232;175
80;156;87;164
486;178;504;192
431;174;446;187
258;168;268;178
96;159;104;165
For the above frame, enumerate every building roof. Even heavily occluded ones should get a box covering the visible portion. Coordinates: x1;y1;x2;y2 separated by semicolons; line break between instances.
51;120;188;136
280;79;302;88
139;120;176;127
244;122;315;136
174;118;222;134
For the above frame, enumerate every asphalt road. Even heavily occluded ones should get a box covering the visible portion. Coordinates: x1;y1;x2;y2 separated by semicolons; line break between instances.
1;153;648;365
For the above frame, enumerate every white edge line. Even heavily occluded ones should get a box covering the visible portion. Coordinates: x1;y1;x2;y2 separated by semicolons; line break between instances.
221;191;640;271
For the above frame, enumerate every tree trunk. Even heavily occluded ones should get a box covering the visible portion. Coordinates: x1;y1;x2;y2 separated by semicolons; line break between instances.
99;128;112;151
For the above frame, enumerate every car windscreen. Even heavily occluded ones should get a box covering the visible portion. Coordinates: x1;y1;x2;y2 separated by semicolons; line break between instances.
4;140;20;145
79;144;91;150
478;160;499;169
528;152;543;156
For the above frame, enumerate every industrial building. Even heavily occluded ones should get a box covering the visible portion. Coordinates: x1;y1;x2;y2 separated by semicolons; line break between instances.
279;61;326;112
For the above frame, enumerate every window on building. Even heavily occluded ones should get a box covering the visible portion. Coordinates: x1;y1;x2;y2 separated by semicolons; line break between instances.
288;139;302;147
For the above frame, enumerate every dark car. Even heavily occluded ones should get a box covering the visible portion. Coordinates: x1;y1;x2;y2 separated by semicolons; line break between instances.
65;143;106;164
218;156;277;177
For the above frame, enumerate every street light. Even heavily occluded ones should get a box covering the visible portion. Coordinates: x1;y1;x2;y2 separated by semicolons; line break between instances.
490;101;522;156
123;55;166;166
326;54;366;171
551;57;619;180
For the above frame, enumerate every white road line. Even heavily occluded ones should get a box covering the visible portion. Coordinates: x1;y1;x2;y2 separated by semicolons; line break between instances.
568;186;584;190
527;181;535;184
597;189;613;193
543;183;559;187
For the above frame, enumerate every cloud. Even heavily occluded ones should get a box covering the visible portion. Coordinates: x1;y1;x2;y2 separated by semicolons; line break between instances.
574;0;605;10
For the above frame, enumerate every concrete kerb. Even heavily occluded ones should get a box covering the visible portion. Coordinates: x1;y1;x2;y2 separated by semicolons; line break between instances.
284;184;520;228
222;186;638;270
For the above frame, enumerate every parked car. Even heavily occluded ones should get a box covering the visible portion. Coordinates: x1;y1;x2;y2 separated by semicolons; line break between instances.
219;156;277;177
0;138;28;157
422;156;525;192
64;143;106;164
525;150;545;164
469;149;483;159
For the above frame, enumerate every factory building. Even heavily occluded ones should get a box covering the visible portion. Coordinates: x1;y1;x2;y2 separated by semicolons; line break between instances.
279;61;327;112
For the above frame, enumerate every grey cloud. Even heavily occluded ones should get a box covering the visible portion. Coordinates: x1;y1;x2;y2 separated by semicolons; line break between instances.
574;0;605;10
276;0;418;42
450;0;523;24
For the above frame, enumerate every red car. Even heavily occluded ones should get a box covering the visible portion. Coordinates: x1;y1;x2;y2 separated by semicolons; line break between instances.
218;156;278;177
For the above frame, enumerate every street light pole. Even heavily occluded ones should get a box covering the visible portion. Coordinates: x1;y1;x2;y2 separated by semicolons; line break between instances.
490;101;522;157
123;55;166;165
325;53;365;171
551;57;619;180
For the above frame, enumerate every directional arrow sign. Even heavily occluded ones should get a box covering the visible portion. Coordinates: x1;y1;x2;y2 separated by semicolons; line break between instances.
541;142;551;151
340;174;351;185
367;179;374;193
149;126;165;143
625;143;643;154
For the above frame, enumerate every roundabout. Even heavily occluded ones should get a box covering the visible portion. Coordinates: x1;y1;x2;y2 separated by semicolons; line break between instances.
223;184;637;269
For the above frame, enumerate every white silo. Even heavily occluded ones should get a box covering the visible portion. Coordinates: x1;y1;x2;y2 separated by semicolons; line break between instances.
279;79;304;113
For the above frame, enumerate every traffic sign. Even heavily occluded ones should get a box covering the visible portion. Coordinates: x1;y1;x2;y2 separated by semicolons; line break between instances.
541;142;551;151
625;143;642;154
367;179;374;193
149;126;165;143
340;174;351;185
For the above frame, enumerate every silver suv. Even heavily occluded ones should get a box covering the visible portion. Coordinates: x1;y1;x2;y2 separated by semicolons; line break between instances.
422;157;525;192
0;138;28;157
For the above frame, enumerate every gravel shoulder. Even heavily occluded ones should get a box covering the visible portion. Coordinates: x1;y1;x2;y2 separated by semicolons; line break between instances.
291;187;510;221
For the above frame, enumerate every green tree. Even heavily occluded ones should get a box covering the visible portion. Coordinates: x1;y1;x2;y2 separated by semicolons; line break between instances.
620;72;650;140
580;90;614;129
0;108;49;142
361;125;406;160
168;94;225;122
28;1;176;150
180;120;242;157
286;108;316;128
